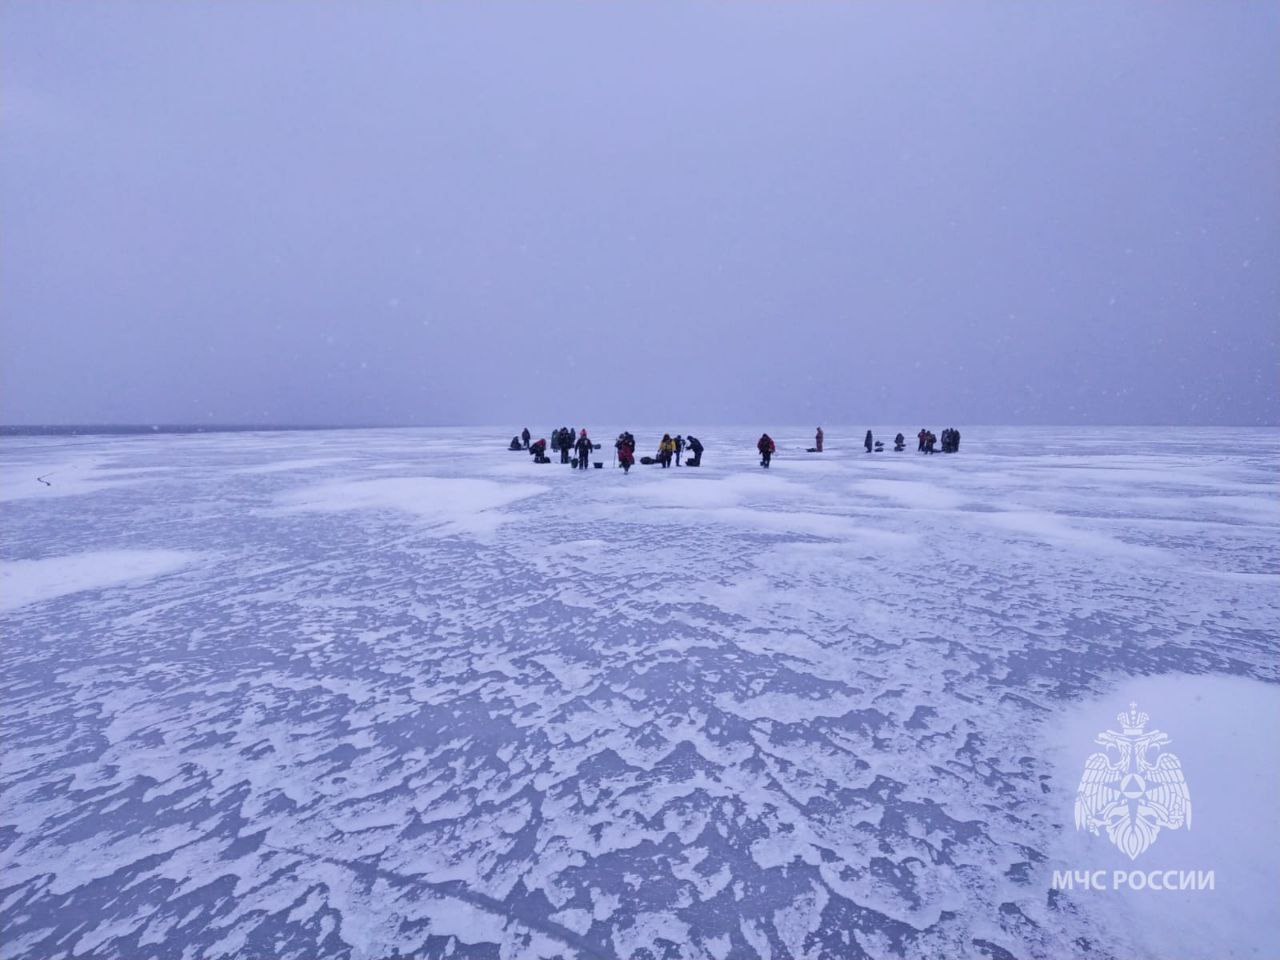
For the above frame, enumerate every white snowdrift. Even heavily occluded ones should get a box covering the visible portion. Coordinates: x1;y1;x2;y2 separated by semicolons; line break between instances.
0;550;199;612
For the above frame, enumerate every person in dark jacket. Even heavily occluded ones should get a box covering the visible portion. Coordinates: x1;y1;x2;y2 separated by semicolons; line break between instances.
521;427;531;449
864;430;873;453
894;432;906;452
509;436;522;450
675;435;685;466
686;435;704;466
575;430;592;470
530;438;548;461
815;427;824;453
559;428;572;464
757;433;775;468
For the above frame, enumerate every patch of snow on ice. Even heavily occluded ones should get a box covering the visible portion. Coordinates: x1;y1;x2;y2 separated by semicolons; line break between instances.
273;476;547;535
0;550;199;612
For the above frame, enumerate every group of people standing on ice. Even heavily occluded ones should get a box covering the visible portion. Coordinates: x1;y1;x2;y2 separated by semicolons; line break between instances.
544;426;588;465
797;426;960;461
511;428;704;473
807;426;961;456
805;426;957;457
512;425;960;472
647;433;703;469
915;427;960;453
512;426;598;467
624;432;704;471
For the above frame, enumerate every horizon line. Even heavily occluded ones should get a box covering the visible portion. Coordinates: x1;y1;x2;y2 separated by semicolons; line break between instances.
3;421;1278;437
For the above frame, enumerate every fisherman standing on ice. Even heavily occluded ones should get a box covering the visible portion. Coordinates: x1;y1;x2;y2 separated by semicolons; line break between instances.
521;427;531;450
575;429;592;470
658;433;675;468
675;435;685;466
864;430;873;453
757;433;775;468
615;431;636;470
815;427;824;452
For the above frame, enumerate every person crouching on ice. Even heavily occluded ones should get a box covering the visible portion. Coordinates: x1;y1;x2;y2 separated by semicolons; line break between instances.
686;435;703;466
757;433;775;468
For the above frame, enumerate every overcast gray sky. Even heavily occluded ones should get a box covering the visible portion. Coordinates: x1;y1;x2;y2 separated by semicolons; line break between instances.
2;1;1277;427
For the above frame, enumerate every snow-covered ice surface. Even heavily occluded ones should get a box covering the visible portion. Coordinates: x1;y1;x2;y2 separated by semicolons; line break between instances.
1;426;1277;960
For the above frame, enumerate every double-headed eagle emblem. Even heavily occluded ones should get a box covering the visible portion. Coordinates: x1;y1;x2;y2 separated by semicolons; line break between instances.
1074;703;1192;860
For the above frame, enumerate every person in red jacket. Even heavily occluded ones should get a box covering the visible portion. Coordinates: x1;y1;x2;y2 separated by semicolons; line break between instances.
757;433;775;468
617;443;634;474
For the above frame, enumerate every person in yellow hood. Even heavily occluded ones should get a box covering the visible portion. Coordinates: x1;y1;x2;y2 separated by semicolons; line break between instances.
658;433;676;468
